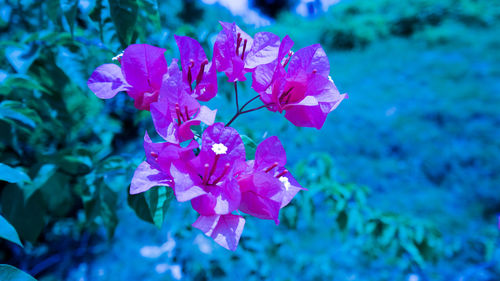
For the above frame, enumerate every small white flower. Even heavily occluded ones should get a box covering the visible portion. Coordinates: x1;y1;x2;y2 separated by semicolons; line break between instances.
211;143;228;155
328;76;334;83
279;176;291;191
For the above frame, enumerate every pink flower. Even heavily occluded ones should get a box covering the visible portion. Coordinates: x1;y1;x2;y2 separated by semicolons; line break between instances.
150;61;217;143
169;123;246;213
130;132;198;195
88;44;168;110
237;136;304;223
192;214;245;251
253;43;347;129
214;22;281;82
175;35;218;101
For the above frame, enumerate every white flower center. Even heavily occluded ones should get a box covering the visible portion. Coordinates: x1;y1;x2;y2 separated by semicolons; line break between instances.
279;176;291;191
211;143;228;155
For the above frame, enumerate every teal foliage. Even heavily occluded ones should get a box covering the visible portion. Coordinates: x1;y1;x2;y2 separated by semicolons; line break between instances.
319;0;500;49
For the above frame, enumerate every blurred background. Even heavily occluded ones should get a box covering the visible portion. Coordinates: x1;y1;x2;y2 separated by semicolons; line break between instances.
0;0;499;280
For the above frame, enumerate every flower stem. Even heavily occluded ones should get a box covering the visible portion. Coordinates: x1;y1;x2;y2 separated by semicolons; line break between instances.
225;94;262;127
234;82;239;112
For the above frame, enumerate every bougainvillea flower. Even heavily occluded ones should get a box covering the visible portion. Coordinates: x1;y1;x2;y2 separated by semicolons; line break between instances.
213;22;281;82
175;35;218;101
169;123;245;215
192;214;245;251
251;35;294;95
238;136;304;223
130;132;198;195
253;44;347;129
150;61;216;143
88;44;168;110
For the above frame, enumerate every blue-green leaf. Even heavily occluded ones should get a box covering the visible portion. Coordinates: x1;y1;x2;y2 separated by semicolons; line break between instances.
0;215;23;247
241;135;257;160
0;163;31;184
108;0;139;47
0;264;37;281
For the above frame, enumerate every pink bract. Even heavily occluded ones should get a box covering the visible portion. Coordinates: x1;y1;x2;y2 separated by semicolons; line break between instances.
150;62;216;143
192;214;245;251
214;22;281;82
238;136;304;223
253;43;347;129
88;44;168;110
175;35;218;101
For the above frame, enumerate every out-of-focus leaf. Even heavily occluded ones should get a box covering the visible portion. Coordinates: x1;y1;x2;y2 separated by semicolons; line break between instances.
241;135;257;160
0;4;12;29
89;0;105;41
380;223;397;247
57;148;93;175
39;172;74;217
84;182;118;237
29;50;70;95
0;101;42;129
0;74;48;95
59;155;93;175
5;44;40;74
0;264;37;281
89;0;103;22
402;241;425;267
138;0;161;30
96;156;128;174
1;186;46;242
22;164;57;200
61;0;79;35
108;0;139;47
0;163;30;184
47;0;62;24
0;214;23;247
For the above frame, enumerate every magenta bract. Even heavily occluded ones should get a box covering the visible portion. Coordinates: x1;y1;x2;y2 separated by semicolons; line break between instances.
88;44;168;110
253;43;347;129
175;35;218;101
214;22;281;82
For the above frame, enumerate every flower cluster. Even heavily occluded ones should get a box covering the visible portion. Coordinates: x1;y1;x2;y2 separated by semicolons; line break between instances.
88;22;346;250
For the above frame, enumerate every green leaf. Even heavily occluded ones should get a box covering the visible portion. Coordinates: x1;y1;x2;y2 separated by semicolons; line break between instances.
0;264;37;281
137;0;161;30
61;0;79;36
83;182;118;238
127;188;154;223
47;0;62;24
402;241;425;267
0;101;42;129
1;186;46;242
5;45;40;74
0;74;48;95
127;186;174;228
0;214;23;247
89;0;105;42
58;155;93;175
22;164;57;200
147;186;173;228
108;0;139;47
0;163;31;184
39;172;74;217
241;135;257;160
